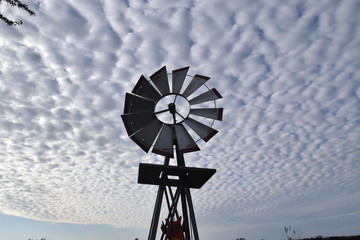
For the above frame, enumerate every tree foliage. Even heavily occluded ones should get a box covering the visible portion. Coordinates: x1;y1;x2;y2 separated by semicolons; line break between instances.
0;0;35;26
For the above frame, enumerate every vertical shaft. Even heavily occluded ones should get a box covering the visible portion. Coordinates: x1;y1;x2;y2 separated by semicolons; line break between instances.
174;129;189;239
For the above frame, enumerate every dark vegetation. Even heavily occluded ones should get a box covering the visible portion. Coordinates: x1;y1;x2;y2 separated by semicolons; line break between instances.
236;236;360;240
281;226;360;240
0;0;36;26
303;236;360;240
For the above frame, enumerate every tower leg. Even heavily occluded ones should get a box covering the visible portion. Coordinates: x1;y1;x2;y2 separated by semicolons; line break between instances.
185;187;199;240
181;187;191;239
148;184;165;240
148;157;170;240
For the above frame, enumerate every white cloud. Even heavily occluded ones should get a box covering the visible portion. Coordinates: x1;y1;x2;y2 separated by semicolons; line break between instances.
0;0;360;239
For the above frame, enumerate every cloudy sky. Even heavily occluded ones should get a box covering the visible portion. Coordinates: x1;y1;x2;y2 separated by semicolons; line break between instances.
0;0;359;240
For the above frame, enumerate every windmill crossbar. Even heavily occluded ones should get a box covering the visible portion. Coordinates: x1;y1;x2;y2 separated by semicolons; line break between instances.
138;163;216;189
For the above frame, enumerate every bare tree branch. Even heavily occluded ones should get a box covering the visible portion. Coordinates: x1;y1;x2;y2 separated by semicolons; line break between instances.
0;0;36;26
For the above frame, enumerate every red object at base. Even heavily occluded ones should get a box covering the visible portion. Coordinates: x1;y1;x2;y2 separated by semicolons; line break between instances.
161;217;185;240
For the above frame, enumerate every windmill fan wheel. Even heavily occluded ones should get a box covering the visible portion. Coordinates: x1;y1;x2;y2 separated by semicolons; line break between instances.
121;66;223;158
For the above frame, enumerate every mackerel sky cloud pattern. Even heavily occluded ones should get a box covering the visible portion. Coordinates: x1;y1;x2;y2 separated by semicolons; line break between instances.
0;0;359;239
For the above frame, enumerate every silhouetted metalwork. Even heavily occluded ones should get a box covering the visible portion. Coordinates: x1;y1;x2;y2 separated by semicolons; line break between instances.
122;66;223;240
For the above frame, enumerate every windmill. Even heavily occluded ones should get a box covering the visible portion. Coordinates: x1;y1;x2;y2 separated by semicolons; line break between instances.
121;66;223;240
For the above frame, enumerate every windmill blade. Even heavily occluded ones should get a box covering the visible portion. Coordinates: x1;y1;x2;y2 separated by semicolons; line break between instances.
190;108;223;121
121;112;157;136
182;74;210;98
152;124;174;158
132;75;161;101
130;119;163;153
124;93;156;114
172;66;189;93
174;124;200;153
188;88;222;105
150;66;170;95
184;117;218;142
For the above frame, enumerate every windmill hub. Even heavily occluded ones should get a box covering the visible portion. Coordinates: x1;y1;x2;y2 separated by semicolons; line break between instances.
168;103;176;114
155;94;190;124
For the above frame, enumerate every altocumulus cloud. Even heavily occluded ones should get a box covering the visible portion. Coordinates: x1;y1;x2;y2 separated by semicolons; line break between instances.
0;0;359;238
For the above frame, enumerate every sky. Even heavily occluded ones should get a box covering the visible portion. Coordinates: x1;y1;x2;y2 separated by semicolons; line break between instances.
0;0;359;240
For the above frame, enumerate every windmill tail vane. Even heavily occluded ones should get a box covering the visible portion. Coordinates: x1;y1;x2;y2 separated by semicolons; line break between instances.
121;66;223;240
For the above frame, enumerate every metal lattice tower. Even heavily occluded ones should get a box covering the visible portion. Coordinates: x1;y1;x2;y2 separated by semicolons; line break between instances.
121;66;223;240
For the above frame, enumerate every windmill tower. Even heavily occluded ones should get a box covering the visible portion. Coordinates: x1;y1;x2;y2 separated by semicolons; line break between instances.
121;66;223;240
